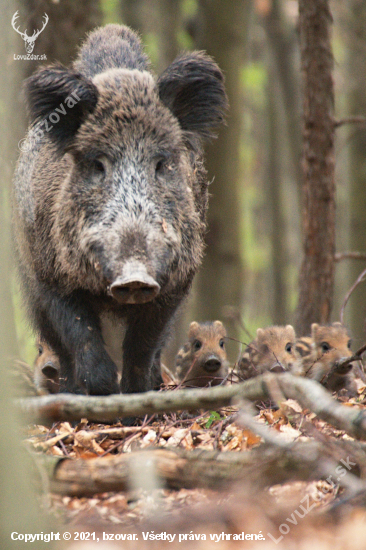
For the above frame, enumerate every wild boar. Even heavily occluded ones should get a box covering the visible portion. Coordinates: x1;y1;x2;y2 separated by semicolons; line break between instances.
175;320;229;387
238;325;298;380
13;24;227;395
294;322;358;395
33;337;60;394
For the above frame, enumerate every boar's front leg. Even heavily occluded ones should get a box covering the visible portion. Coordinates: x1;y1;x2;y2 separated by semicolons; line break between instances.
121;302;177;394
34;286;119;395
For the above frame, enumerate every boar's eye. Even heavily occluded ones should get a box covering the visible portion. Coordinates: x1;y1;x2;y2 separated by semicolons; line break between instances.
321;342;330;353
285;342;292;353
193;339;202;351
219;338;225;349
154;153;171;177
91;158;105;176
155;158;165;173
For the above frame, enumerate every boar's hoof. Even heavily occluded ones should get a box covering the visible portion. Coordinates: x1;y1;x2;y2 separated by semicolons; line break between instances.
204;356;222;373
110;274;160;304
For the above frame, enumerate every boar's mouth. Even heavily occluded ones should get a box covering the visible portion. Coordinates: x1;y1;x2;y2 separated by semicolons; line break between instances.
109;262;160;304
269;363;286;373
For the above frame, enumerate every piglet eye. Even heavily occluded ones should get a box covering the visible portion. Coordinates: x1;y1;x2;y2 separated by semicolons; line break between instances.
38;345;43;355
347;340;352;349
285;343;292;353
193;339;202;351
321;342;330;353
219;338;225;349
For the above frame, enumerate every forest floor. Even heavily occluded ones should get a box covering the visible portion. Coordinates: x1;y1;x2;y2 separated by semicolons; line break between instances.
23;377;366;549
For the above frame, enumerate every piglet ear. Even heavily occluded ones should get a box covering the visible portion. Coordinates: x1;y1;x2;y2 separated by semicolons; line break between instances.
188;321;200;338
24;64;98;150
158;52;228;145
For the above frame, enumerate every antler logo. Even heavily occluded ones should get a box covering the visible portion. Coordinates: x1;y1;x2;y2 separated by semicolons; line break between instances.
12;11;49;54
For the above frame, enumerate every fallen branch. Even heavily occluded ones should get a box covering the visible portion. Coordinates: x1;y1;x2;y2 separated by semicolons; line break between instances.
34;439;366;497
237;403;365;497
16;373;366;440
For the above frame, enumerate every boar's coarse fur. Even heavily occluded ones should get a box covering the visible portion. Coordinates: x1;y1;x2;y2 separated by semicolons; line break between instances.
13;25;227;396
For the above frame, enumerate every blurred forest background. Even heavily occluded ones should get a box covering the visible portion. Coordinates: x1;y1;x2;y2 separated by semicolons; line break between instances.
1;0;366;370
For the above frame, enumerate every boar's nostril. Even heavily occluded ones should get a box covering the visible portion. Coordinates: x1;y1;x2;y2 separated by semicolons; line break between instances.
110;275;160;304
204;357;222;373
41;362;59;379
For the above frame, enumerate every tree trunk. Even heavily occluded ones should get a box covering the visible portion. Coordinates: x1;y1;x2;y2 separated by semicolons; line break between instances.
263;0;302;194
265;62;288;325
295;0;336;336
192;0;252;351
347;0;366;343
120;0;180;73
39;439;366;497
261;0;303;326
22;0;102;77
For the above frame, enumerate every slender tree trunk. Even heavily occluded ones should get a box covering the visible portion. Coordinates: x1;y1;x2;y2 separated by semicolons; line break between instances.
295;0;336;336
192;0;252;347
262;0;302;326
347;0;366;343
263;0;302;194
266;67;287;325
120;0;180;73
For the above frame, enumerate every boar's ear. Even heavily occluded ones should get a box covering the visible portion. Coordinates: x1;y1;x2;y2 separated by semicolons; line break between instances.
24;64;98;150
188;321;200;338
157;52;228;146
285;325;296;339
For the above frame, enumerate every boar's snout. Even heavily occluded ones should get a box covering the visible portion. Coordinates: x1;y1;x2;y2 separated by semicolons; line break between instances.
110;262;160;304
204;355;222;373
41;362;60;380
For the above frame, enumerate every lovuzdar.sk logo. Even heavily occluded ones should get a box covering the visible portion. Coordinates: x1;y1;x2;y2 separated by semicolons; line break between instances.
12;10;48;60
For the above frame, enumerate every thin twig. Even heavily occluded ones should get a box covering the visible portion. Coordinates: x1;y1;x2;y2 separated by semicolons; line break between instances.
222;306;253;341
325;344;366;380
340;266;366;323
334;116;366;128
335;251;366;262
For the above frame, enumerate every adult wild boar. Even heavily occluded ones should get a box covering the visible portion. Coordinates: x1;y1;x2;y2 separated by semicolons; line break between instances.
13;25;227;395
